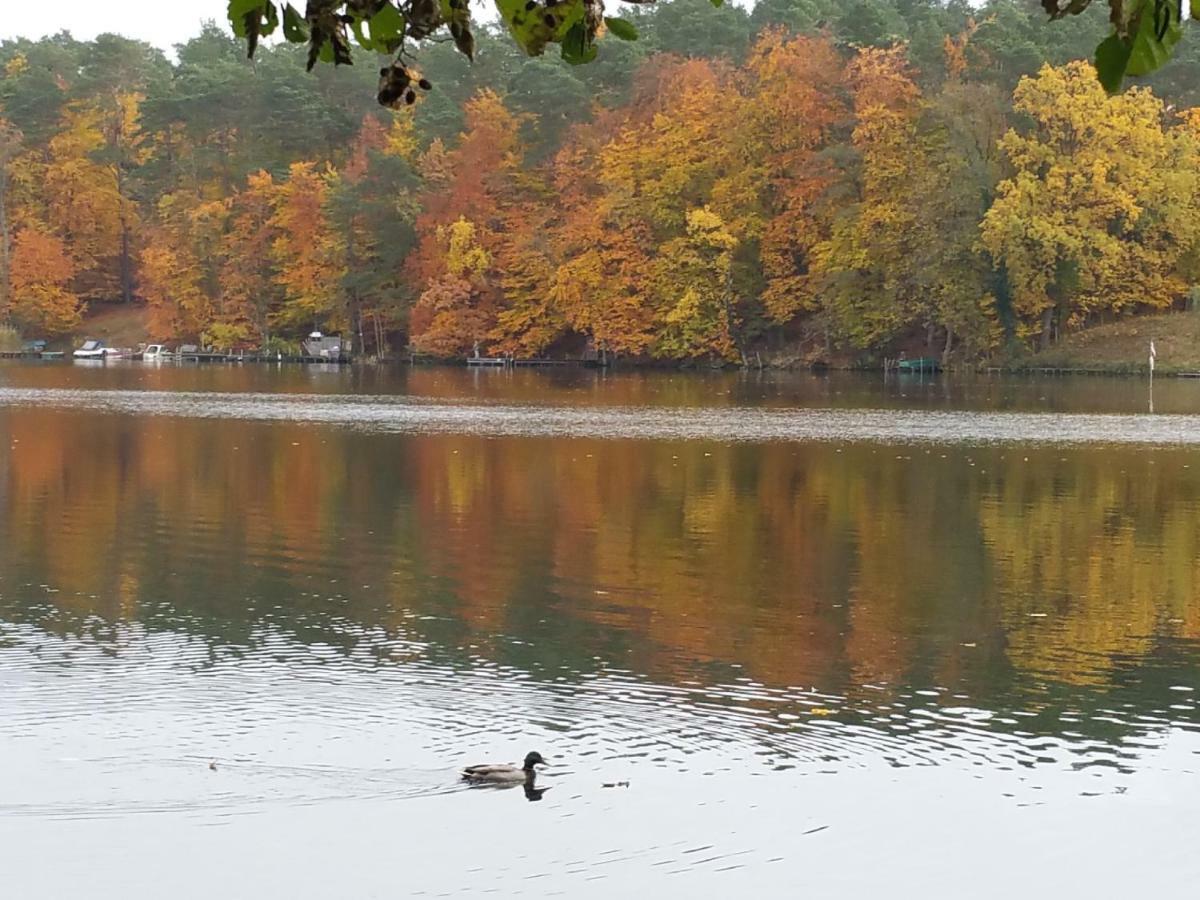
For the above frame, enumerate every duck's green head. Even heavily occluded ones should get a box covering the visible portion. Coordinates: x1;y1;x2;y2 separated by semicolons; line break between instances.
523;751;547;770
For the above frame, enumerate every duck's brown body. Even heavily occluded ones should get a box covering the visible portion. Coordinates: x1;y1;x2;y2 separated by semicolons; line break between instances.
461;751;547;783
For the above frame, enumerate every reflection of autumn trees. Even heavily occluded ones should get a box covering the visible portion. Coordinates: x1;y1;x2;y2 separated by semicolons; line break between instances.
978;452;1200;684
3;408;1199;694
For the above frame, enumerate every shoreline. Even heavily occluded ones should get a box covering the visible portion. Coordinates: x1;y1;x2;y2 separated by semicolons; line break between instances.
0;351;1185;378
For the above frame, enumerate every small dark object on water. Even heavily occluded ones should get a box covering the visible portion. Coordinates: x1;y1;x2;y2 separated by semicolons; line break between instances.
895;356;942;374
602;780;630;788
208;761;218;771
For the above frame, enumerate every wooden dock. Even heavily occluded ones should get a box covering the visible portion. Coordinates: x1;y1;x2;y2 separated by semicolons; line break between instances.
1;350;63;360
176;350;351;364
1;349;351;364
464;356;595;369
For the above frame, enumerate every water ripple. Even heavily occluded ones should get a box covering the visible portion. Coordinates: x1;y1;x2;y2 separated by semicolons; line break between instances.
1;619;1186;826
1;386;1198;444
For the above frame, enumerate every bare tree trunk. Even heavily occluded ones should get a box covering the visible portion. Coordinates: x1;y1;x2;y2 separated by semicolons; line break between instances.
1039;307;1053;352
114;142;134;304
0;167;9;316
942;326;954;366
0;123;21;318
721;265;742;363
119;216;133;304
356;297;365;358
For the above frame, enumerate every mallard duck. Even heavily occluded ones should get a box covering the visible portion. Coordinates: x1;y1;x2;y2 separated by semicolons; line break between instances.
461;751;547;783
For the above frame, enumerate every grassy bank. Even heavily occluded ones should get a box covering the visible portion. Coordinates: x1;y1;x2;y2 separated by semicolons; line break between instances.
5;306;152;353
1007;311;1200;375
74;305;152;348
0;323;23;352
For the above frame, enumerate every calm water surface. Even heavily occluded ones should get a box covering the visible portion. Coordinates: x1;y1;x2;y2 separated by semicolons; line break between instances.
3;362;1200;897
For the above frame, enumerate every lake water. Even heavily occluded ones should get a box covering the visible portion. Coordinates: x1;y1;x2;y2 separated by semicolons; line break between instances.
2;362;1199;897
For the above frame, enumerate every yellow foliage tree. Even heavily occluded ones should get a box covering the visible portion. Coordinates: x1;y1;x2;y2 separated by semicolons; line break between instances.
655;207;739;360
410;217;497;357
140;193;229;340
810;47;925;348
43;102;123;301
549;115;658;356
270;161;344;332
221;170;281;342
41;94;147;306
981;62;1198;347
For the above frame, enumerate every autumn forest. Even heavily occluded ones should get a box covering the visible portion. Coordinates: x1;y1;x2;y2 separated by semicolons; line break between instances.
3;0;1200;363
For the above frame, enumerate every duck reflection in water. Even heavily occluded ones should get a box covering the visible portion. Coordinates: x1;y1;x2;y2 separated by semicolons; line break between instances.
461;779;550;801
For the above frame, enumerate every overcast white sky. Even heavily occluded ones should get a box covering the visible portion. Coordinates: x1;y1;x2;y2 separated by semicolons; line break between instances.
2;1;1189;53
0;0;233;51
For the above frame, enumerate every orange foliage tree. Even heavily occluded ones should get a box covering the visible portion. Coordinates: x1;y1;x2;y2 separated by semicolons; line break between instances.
747;32;847;324
220;170;282;344
549;111;659;356
140;193;229;340
8;225;83;334
408;91;528;355
270;161;344;333
410;217;497;356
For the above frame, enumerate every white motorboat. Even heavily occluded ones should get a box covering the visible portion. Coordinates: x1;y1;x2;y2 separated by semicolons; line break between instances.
73;339;106;359
142;344;170;360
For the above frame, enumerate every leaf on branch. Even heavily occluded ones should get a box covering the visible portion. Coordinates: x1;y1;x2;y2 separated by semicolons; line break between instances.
440;0;475;59
282;3;308;42
368;4;407;54
1092;0;1183;92
307;9;354;71
1126;0;1182;75
350;17;374;50
1042;0;1095;19
227;0;262;35
406;0;444;40
561;20;597;65
494;0;603;59
603;17;638;41
228;0;279;58
1095;32;1132;92
451;21;476;60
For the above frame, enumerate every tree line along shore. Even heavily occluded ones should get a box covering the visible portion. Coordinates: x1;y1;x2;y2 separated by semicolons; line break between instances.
3;1;1200;368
